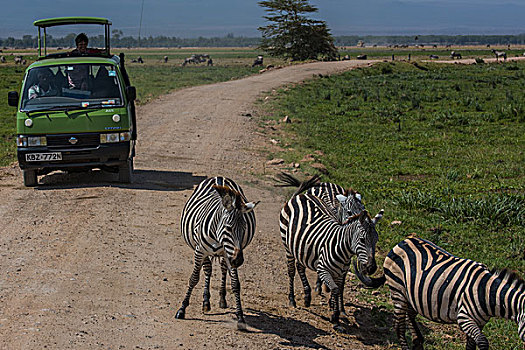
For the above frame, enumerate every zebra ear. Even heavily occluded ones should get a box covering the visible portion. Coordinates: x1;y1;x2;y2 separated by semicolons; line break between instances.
213;185;235;211
242;201;260;213
372;209;384;225
336;194;347;204
222;194;235;211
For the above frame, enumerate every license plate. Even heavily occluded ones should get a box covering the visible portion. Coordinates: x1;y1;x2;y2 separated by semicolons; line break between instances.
26;152;62;162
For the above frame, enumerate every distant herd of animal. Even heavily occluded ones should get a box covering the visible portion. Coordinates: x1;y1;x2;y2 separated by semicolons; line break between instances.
174;173;525;350
1;49;522;67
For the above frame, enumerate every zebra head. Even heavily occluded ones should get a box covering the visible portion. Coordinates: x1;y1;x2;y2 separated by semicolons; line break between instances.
335;189;365;221
213;185;259;269
348;209;384;275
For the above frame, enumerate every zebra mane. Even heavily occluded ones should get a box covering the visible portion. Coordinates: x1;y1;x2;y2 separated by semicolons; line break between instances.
304;193;340;220
341;210;369;225
491;268;525;291
345;188;357;196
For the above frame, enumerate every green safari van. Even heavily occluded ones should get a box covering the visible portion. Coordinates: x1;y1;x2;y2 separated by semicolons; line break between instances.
8;17;137;186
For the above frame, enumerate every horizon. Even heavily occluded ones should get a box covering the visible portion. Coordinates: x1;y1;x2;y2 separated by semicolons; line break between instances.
0;0;524;39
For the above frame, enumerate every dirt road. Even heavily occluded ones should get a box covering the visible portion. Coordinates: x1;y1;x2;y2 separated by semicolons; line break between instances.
0;60;394;350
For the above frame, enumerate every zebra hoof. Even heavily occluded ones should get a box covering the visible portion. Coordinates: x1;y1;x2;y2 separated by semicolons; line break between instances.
304;295;311;307
202;302;211;313
333;324;345;333
330;311;340;324
289;299;297;308
175;309;185;319
237;319;247;331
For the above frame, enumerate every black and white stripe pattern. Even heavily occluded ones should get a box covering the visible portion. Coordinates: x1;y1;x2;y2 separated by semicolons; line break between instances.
275;172;368;303
384;237;525;350
175;177;258;330
280;192;383;325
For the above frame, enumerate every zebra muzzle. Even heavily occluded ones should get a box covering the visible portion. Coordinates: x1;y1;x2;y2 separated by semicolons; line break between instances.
231;248;244;268
353;259;386;289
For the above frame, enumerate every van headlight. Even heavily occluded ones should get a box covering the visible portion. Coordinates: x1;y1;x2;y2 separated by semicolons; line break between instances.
100;132;131;143
17;136;47;147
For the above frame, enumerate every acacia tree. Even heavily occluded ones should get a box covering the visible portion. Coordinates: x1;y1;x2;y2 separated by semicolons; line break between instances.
258;0;337;61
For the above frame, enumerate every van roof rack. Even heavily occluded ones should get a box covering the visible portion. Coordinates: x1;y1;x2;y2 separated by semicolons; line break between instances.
34;16;112;58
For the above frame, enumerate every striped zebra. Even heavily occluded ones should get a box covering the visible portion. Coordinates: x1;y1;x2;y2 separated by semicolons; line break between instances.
280;191;384;325
381;237;525;350
492;49;507;61
276;172;366;305
175;177;258;330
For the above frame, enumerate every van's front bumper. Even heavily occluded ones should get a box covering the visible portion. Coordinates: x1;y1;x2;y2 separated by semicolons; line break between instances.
18;142;131;171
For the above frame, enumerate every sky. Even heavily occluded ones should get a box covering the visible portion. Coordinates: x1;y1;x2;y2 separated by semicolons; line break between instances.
0;0;524;39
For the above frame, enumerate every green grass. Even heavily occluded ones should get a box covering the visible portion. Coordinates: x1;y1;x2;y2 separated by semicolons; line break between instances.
258;61;525;349
127;65;262;104
338;47;525;61
0;65;25;165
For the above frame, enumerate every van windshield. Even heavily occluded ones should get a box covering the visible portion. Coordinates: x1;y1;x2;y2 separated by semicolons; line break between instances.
21;64;123;112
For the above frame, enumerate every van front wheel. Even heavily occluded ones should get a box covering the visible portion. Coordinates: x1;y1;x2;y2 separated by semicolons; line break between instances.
23;169;38;187
118;158;133;183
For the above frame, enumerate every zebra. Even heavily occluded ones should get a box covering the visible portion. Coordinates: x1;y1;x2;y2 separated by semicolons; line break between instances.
491;49;507;61
450;51;462;59
275;172;367;304
280;191;384;326
375;237;525;350
175;177;258;330
252;55;263;67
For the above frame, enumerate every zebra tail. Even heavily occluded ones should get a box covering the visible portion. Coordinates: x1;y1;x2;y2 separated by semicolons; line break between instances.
274;172;321;196
352;259;386;289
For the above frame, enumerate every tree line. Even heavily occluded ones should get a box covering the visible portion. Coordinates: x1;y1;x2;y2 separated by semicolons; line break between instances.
3;33;524;50
2;33;524;50
0;32;261;49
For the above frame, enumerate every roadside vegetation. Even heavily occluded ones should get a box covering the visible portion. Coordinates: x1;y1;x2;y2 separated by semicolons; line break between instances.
258;60;525;349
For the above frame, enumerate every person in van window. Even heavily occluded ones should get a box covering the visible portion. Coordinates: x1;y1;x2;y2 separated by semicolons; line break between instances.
67;65;89;90
28;69;58;99
70;33;102;55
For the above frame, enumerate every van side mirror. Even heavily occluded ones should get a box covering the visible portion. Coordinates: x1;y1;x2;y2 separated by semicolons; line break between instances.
126;86;136;101
8;91;19;107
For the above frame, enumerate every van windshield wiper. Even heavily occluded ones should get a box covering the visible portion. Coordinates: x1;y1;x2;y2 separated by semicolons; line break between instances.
24;105;104;116
24;105;81;114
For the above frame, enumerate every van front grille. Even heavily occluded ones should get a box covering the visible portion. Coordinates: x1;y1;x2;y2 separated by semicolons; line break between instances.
47;134;100;148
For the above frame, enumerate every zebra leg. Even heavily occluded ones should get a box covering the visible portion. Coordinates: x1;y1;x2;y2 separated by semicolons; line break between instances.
176;250;204;320
315;275;323;296
466;336;477;350
406;309;424;350
457;314;488;350
296;262;311;307
319;269;340;324
337;271;348;316
286;253;297;308
229;267;246;330
202;257;212;312
391;292;410;350
219;258;228;309
329;286;341;324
